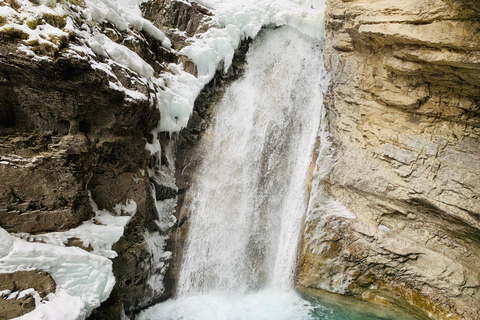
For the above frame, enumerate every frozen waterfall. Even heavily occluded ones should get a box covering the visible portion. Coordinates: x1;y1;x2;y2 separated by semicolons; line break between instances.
139;25;329;320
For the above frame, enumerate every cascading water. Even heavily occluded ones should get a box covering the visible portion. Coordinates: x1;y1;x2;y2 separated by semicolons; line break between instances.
138;26;329;320
138;7;422;320
177;26;326;296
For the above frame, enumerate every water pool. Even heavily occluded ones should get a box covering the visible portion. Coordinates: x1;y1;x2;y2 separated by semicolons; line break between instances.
302;289;425;320
138;288;424;320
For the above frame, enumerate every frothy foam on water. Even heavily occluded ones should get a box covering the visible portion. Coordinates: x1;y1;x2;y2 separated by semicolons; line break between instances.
139;290;317;320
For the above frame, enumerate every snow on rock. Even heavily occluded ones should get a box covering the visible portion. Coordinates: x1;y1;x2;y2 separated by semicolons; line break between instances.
16;196;137;259
15;292;86;320
0;197;136;318
0;227;115;318
0;0;70;51
17;288;42;304
1;0;326;134
80;0;328;133
84;0;171;48
87;32;155;78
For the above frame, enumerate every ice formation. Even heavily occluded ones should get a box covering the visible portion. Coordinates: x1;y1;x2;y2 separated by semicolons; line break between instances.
159;0;327;131
16;196;137;259
0;227;115;319
0;196;136;318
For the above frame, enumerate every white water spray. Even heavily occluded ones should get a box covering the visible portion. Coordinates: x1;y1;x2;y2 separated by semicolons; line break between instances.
177;26;326;296
139;25;328;320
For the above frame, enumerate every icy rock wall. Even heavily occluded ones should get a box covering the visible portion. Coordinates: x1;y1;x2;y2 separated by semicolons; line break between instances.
297;0;480;319
0;0;215;317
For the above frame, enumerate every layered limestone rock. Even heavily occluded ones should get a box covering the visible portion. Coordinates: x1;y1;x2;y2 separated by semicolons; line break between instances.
298;0;480;319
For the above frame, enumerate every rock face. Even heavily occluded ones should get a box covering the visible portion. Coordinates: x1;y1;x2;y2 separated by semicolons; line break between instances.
298;0;480;319
0;0;212;317
141;0;213;76
2;0;479;318
0;271;56;319
0;41;160;316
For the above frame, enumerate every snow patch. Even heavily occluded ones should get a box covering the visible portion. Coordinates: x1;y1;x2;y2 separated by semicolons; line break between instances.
15;292;86;320
88;32;154;77
16;196;137;259
0;228;115;317
84;0;171;48
0;0;70;55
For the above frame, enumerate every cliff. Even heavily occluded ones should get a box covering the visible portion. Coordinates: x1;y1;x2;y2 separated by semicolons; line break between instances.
0;0;211;317
298;0;480;319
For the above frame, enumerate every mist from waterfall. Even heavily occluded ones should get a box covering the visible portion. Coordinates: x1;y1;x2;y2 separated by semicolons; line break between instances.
138;25;329;320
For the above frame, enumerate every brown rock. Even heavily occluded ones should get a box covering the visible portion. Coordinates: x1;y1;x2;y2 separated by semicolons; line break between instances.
298;0;480;319
0;296;35;320
142;0;212;51
0;271;56;298
0;28;162;317
0;270;56;319
66;237;94;252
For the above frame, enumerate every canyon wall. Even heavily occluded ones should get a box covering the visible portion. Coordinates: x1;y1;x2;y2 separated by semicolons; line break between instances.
0;0;211;318
0;36;164;319
298;0;480;319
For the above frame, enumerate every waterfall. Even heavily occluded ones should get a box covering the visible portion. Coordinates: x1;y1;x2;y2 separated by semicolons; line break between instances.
178;25;326;295
139;25;328;320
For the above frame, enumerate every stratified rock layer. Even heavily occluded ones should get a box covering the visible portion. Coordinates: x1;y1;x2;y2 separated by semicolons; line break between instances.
0;42;160;316
298;0;480;319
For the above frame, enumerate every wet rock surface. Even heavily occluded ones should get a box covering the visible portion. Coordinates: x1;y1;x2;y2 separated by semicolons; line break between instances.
298;0;480;319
